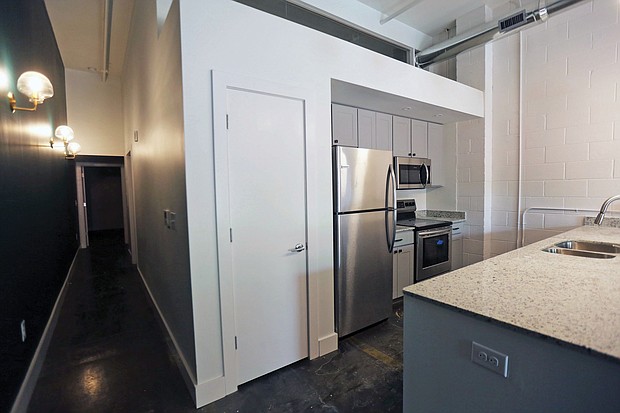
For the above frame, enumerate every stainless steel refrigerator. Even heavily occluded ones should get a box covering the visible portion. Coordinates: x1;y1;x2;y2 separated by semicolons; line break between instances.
333;146;396;337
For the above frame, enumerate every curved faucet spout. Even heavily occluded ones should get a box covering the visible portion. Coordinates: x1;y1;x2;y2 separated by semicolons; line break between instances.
594;194;620;225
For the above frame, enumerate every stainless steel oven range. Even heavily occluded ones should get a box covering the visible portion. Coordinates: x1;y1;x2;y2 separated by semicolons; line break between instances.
396;199;452;282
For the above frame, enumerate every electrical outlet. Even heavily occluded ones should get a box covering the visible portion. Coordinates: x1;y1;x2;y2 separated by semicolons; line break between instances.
20;320;26;342
471;341;508;377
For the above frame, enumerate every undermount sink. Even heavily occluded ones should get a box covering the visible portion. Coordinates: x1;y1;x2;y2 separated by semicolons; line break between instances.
542;240;620;259
542;247;616;259
553;240;620;254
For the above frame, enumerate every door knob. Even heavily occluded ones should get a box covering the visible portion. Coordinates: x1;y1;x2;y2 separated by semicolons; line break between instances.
290;243;305;252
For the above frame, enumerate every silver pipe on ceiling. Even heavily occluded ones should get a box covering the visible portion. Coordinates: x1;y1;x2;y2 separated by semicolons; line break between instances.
415;0;585;69
102;0;113;82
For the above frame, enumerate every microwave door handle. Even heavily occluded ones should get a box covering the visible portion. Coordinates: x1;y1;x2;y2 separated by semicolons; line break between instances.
420;163;428;188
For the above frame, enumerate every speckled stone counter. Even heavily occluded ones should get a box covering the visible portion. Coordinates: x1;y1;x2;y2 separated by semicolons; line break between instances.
585;216;620;228
417;210;466;223
404;225;620;361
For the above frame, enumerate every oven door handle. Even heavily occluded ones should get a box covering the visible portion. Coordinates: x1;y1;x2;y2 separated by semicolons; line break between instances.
417;227;451;238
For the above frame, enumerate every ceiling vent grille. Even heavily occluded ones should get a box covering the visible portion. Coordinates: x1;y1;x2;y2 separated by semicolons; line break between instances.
498;10;528;33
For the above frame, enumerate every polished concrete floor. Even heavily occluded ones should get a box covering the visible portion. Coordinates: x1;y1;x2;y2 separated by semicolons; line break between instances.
27;230;404;412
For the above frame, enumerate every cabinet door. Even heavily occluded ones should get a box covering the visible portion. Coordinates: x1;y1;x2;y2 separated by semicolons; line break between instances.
451;226;463;270
392;116;411;157
376;112;393;151
427;123;444;187
411;119;428;158
332;104;358;147
398;245;415;296
393;245;415;299
357;109;375;149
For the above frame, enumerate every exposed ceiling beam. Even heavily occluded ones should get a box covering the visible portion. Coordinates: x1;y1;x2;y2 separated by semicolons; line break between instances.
379;0;424;25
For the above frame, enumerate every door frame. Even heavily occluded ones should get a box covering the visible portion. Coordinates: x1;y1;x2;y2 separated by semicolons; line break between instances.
75;159;127;248
212;71;319;394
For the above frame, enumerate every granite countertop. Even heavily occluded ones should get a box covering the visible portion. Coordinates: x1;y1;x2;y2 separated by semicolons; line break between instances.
416;210;466;223
404;225;620;361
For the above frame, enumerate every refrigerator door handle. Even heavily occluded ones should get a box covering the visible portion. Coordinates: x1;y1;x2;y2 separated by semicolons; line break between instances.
385;165;397;253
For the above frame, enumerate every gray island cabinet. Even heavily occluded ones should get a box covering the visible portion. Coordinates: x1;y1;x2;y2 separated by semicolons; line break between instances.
403;225;620;413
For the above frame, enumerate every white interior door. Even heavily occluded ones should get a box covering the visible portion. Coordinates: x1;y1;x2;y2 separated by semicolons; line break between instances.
226;87;308;384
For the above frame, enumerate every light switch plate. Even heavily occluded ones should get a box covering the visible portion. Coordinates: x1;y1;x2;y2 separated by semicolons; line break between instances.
471;341;509;377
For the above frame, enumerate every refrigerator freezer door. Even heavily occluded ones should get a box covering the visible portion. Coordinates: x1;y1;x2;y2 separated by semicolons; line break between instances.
335;210;394;337
334;147;394;213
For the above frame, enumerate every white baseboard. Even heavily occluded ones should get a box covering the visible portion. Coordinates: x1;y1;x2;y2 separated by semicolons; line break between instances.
195;376;227;408
136;267;211;407
318;332;339;356
10;248;81;413
136;267;229;408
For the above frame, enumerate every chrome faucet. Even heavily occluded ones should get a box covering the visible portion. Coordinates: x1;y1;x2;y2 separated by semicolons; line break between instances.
594;194;620;225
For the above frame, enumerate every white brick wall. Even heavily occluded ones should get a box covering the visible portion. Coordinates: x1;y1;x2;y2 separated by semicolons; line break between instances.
520;0;620;244
456;6;491;265
457;0;620;257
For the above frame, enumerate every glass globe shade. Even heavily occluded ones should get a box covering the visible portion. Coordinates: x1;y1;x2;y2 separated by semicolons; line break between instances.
16;71;54;103
54;125;74;142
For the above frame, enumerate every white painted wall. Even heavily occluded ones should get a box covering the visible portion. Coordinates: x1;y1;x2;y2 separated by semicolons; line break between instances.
178;0;482;406
122;0;196;392
427;122;458;210
65;69;124;156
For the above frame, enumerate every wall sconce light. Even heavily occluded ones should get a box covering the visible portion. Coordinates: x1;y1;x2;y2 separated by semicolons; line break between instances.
51;125;81;159
65;142;81;159
7;71;54;113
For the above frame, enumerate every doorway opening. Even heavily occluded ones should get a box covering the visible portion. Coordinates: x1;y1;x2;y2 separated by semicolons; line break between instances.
75;156;129;251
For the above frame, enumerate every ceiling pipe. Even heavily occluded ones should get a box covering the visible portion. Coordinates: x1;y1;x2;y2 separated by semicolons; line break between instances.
380;0;424;25
415;0;584;68
101;0;113;82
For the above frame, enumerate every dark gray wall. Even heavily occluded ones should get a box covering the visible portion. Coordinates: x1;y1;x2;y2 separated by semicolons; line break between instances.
403;295;620;413
0;1;78;410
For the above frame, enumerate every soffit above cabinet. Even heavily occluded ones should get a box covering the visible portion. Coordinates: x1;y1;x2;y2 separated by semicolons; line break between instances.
331;79;481;124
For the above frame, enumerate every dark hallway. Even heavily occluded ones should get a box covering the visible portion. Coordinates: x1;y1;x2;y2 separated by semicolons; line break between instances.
26;232;405;412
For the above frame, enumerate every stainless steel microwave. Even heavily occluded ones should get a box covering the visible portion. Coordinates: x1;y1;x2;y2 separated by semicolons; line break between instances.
394;157;431;189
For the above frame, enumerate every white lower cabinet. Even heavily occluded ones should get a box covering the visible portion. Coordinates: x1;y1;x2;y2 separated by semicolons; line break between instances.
393;229;415;299
451;223;463;270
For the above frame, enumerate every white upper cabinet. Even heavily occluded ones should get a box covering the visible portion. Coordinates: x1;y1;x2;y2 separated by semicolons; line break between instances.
393;116;428;158
358;109;393;151
392;115;411;157
357;109;375;149
332;104;358;147
410;119;428;158
427;123;444;187
375;112;393;151
333;104;394;150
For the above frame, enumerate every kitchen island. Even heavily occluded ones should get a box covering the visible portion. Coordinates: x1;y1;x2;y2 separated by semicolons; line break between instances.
403;225;620;413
